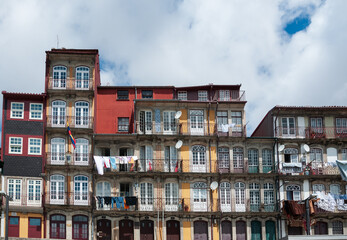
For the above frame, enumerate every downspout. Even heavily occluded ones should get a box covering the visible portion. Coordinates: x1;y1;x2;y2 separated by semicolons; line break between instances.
91;134;95;240
134;87;137;133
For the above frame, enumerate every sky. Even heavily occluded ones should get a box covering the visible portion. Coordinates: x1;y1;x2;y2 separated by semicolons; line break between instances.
0;0;346;139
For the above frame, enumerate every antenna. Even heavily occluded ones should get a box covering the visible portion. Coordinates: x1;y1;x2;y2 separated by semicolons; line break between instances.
303;144;310;152
278;145;285;152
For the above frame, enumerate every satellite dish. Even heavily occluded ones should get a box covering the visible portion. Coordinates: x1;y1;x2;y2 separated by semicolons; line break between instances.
175;140;183;149
174;111;182;119
304;144;310;152
278;145;285;152
210;181;218;190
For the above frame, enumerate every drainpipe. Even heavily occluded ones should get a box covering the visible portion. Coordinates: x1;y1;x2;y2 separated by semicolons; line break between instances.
134;87;137;133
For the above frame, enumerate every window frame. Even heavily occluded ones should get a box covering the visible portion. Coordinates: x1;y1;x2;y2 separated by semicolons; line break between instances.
219;90;231;101
286;185;301;200
198;90;208;101
118;117;129;132
336;118;347;133
75;66;90;89
9;137;23;154
281;117;295;136
29;103;43;120
117;90;129;100
50;214;66;239
8;178;22;204
28;138;42;155
27;179;42;205
10;102;24;119
142;90;153;99
177;91;187;100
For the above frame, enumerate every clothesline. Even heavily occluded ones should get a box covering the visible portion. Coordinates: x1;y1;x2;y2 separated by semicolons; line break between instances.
94;156;138;175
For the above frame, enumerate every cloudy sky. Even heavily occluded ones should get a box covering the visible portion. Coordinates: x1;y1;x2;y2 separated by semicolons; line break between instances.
0;0;346;138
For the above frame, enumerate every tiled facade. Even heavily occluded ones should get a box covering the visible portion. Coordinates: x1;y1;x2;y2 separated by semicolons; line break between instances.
0;49;346;240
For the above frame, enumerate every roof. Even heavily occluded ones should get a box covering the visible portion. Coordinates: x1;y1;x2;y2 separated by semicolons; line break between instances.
46;48;99;55
2;91;45;100
272;105;347;111
98;85;175;89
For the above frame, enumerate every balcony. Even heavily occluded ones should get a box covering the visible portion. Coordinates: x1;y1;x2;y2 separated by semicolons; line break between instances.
136;122;245;137
45;192;92;206
47;115;94;129
275;126;347;139
48;77;94;91
4;194;42;208
46;153;92;166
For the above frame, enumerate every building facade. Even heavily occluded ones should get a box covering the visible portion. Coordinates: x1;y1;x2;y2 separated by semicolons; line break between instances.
1;91;46;238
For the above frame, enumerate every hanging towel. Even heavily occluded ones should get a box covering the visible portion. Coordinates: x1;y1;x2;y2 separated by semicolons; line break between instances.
221;124;229;133
103;157;111;168
148;161;152;171
125;196;137;206
124;198;129;209
94;156;104;175
96;196;103;208
110;157;117;170
336;160;347;181
175;160;179;172
129;157;134;164
115;197;124;209
104;197;112;206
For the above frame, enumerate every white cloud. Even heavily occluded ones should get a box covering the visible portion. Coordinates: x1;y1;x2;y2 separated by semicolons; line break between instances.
0;0;346;137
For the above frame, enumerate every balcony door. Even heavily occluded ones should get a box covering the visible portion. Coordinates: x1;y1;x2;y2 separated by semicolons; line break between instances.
220;182;231;212
74;176;88;205
52;100;66;126
50;175;65;204
192;182;207;212
165;183;179;211
164;146;178;172
140;183;153;211
75;101;89;127
51;138;65;164
192;145;207;172
163;111;176;134
235;182;245;212
75;138;88;165
190;110;204;135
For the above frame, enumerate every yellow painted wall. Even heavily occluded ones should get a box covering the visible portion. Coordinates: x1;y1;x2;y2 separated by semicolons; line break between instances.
209;110;215;134
183;221;191;239
8;213;44;238
210;146;217;173
157;221;163;240
213;223;219;240
181;146;189;172
212;189;219;211
179;109;188;134
181;182;190;211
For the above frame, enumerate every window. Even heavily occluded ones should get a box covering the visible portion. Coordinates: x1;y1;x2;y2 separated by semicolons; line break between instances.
50;175;65;204
282;117;295;136
163;111;176;132
142;90;153;99
120;183;131;197
140;146;153;172
117;90;129;100
286;185;301;200
192;145;206;172
330;184;340;195
8;179;21;203
264;183;274;211
51;138;65;163
249;183;260;211
74;176;88;205
217;111;228;131
178;91;187;100
118;117;129;132
53;66;67;88
231;111;242;133
310;148;323;163
262;149;273;173
233;147;244;171
190;109;204;134
220;182;231;212
50;214;66;239
9;137;23;154
336;118;347;134
165;183;179;207
219;90;230;101
310;117;323;133
30;103;43;119
248;149;259;173
75;101;89;127
139;111;152;133
28;180;41;204
193;182;207;211
96;182;111;197
10;102;24;119
218;147;230;171
284;148;298;163
164;146;178;172
235;182;245;212
198;91;208;101
75;67;89;89
52;100;66;126
140;182;153;209
28;138;42;155
72;215;88;240
75;138;88;164
343;149;347;161
313;184;325;194
332;221;343;235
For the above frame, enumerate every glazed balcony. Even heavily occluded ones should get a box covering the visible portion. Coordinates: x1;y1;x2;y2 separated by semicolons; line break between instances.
48;77;94;91
136;122;246;137
275;126;347;139
46;153;92;166
45;192;92;206
46;115;94;129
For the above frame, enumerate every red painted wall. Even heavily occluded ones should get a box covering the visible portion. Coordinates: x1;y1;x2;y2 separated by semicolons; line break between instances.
5;134;44;157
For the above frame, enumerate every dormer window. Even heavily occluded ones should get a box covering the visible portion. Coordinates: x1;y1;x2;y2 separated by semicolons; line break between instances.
198;91;208;101
219;90;230;101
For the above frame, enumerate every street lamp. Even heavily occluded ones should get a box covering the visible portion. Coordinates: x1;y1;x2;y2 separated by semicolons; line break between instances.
0;191;9;240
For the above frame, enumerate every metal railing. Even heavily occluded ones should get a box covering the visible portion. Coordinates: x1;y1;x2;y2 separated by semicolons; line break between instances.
46;153;92;166
2;194;42;207
46;115;94;129
48;77;94;90
45;192;92;206
275;126;347;139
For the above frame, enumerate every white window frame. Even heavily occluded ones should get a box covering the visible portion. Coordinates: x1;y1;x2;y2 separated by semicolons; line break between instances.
8;179;22;204
75;66;90;89
140;145;153;172
178;91;187;100
312;184;325;194
163;111;176;133
165;183;179;211
28;138;42;155
198;91;208;101
9;137;23;154
75;101;89;127
286;185;301;200
219;90;230;101
29;103;43;120
10;102;24;119
282;117;295;136
52;100;66;126
220;182;231;212
53;66;67;89
27;179;41;205
96;181;111;210
140;182;153;211
75;138;89;165
191;145;207;172
50;175;65;204
192;182;207;211
231;111;242;133
74;175;89;205
330;184;340;195
336;118;347;133
164;146;177;172
235;182;246;212
51;138;66;164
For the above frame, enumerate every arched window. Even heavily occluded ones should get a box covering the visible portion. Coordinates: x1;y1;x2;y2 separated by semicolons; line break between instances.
72;215;88;240
51;138;65;164
50;175;65;204
248;149;259;173
192;145;206;172
50;214;66;239
312;184;325;194
75;66;89;89
74;176;88;205
75;138;89;165
75;101;89;127
235;182;245;212
193;182;207;211
52;100;66;126
53;66;67;88
249;183;260;211
286;185;300;200
220;182;231;212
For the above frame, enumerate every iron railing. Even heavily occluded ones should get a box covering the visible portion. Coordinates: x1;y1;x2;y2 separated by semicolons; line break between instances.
48;77;94;90
46;153;92;166
46;115;94;129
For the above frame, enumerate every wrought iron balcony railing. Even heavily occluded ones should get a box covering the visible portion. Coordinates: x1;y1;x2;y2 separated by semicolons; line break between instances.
46;115;94;129
48;77;94;90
